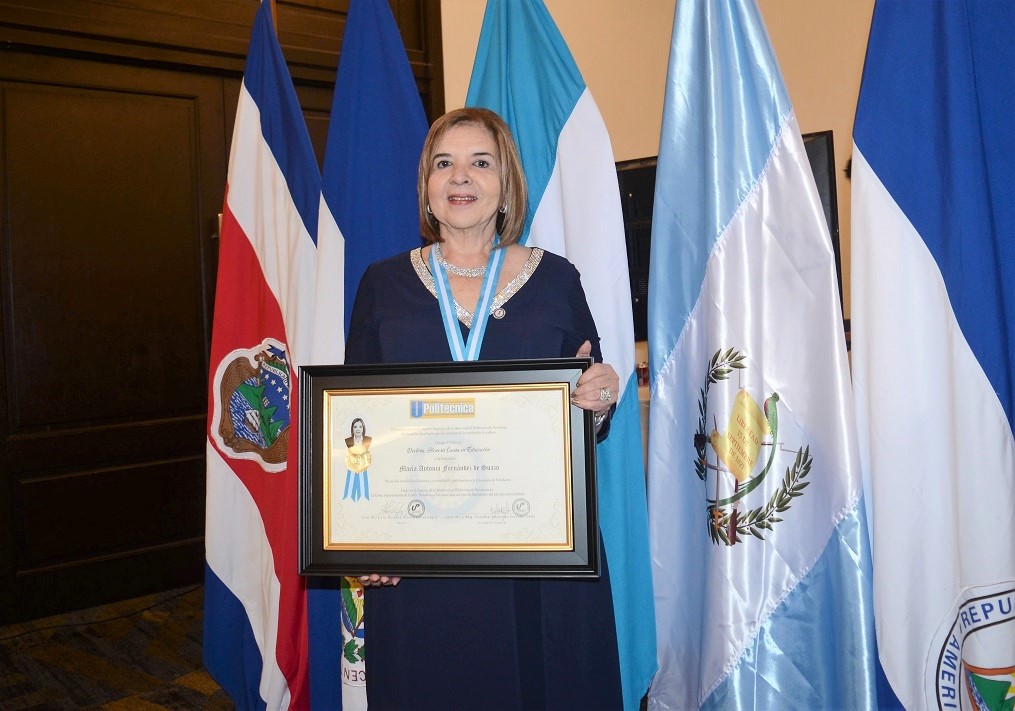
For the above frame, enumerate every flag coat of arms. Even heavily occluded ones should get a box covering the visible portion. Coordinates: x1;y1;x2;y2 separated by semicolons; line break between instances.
647;0;878;708
851;2;1015;709
466;2;657;708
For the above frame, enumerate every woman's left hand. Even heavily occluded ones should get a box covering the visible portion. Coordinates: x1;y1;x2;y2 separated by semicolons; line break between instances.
572;340;620;413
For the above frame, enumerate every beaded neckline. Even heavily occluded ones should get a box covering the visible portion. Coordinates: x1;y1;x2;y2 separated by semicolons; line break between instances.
431;243;487;278
411;246;544;328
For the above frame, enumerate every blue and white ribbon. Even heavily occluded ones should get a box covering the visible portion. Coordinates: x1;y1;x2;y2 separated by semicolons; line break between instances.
429;240;505;362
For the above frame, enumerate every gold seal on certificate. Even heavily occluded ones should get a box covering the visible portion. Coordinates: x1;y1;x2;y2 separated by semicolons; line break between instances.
298;359;599;579
345;446;370;473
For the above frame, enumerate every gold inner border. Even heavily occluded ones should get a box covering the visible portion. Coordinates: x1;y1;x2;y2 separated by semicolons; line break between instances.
322;383;574;553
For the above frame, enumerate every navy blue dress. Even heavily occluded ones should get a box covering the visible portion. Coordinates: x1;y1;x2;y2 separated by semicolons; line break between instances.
346;248;623;710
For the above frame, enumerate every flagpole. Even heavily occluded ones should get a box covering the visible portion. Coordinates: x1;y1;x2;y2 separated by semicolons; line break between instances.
269;0;277;32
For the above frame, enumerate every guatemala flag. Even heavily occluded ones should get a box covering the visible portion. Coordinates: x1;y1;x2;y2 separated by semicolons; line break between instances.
852;2;1015;709
309;0;428;708
466;1;656;708
647;1;878;708
204;1;342;707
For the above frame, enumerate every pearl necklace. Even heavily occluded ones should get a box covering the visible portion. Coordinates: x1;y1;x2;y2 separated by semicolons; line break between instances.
432;243;487;278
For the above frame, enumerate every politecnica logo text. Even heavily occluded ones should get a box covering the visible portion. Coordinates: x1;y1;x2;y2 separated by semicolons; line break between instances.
410;399;476;418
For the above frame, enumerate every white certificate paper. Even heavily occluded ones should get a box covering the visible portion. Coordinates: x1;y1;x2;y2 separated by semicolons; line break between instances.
323;384;573;551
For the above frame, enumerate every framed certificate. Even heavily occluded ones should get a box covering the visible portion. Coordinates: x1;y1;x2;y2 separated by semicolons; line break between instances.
298;358;599;579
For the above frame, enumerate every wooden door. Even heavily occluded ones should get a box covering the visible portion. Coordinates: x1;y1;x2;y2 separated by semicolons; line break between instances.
0;51;225;621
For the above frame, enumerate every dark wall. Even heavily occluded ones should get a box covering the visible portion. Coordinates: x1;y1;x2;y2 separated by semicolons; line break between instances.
0;0;443;623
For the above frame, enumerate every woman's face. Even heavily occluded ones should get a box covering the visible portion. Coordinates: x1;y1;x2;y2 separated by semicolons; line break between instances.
352;420;364;436
426;123;503;240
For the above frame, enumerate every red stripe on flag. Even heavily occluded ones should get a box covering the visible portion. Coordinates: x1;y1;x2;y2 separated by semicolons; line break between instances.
209;197;310;708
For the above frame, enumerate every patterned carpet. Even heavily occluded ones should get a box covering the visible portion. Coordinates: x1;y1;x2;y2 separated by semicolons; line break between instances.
1;587;651;709
0;585;233;710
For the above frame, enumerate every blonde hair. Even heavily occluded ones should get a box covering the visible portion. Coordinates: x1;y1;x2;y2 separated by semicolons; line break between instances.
418;107;528;245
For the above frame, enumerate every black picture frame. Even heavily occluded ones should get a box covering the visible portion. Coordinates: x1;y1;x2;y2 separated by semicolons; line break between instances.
298;358;599;579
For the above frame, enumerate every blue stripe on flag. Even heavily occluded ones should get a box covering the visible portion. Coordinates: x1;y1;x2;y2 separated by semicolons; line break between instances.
322;0;428;335
307;581;345;710
648;0;791;368
466;0;584;241
203;565;269;711
853;1;1015;422
595;372;656;705
702;509;878;710
242;0;321;244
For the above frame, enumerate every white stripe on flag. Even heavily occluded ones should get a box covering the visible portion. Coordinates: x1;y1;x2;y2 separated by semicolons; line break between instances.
227;85;320;371
205;444;290;709
529;89;635;390
529;87;656;711
851;147;1015;706
310;197;345;366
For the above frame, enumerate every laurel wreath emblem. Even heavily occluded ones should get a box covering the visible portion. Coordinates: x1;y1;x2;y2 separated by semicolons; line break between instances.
344;638;365;664
694;348;746;481
696;347;812;546
707;447;812;545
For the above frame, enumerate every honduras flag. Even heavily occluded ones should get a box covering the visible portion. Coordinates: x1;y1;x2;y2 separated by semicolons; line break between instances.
466;2;656;708
646;1;878;708
852;3;1015;708
308;0;428;708
205;1;342;707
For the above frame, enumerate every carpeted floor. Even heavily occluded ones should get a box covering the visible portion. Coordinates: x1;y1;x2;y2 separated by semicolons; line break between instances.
0;585;232;710
1;587;651;710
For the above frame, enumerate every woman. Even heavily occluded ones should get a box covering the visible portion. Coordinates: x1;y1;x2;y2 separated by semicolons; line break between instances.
342;418;371;501
346;108;623;709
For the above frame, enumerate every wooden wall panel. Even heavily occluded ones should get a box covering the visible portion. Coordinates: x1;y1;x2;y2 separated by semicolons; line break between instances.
0;0;444;119
18;458;205;568
5;83;208;432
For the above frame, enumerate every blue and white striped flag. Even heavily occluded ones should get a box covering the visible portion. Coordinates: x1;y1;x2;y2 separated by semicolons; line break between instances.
647;1;878;708
309;0;429;708
852;2;1015;709
467;1;656;709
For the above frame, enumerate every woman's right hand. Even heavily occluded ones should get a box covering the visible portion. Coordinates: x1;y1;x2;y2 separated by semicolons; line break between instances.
358;574;400;588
